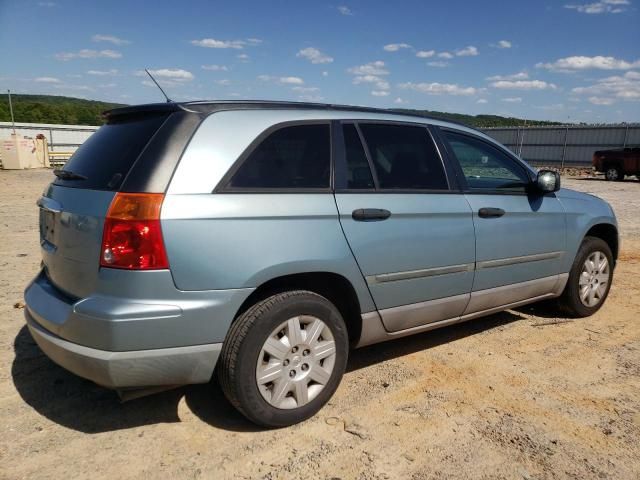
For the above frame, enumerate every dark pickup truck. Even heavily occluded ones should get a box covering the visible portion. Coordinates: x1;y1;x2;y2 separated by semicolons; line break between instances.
593;147;640;181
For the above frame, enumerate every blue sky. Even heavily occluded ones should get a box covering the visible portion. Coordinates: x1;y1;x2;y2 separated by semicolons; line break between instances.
1;0;639;122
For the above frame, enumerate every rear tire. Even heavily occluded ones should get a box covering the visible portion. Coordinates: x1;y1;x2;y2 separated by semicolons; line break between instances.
218;290;348;428
558;236;613;317
604;165;623;181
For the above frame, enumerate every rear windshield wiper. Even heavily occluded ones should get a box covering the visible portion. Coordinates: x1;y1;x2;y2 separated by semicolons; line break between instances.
53;169;88;181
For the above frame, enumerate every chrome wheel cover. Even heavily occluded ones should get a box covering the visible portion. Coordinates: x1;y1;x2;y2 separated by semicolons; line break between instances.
579;251;610;307
256;315;336;410
606;168;619;180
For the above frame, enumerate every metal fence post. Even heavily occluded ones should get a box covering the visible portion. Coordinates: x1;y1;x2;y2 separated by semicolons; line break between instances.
623;125;629;148
561;127;568;170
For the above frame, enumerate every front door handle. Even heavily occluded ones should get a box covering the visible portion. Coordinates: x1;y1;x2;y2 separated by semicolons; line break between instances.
352;208;391;221
478;207;505;218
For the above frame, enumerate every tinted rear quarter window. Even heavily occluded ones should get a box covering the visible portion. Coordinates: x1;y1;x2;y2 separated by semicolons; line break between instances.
54;113;169;191
228;124;330;189
359;124;448;190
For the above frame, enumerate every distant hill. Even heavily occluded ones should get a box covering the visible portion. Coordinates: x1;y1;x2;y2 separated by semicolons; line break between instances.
0;93;561;127
0;94;124;126
389;109;562;127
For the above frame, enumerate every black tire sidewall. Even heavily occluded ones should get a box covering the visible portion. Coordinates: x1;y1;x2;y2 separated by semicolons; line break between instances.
563;237;614;317
228;292;348;427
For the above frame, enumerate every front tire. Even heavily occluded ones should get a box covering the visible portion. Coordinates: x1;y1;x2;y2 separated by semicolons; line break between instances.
218;290;348;427
558;236;613;317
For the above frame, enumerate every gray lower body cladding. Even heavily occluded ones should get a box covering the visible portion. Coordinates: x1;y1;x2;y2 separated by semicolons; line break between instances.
26;311;221;388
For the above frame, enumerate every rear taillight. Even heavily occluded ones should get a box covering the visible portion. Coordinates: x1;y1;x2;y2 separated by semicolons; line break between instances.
100;193;169;270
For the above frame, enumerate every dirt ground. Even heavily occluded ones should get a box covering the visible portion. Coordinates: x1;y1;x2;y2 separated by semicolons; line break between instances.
1;169;638;480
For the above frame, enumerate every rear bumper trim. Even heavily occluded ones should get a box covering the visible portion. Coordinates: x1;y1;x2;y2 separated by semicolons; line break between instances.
26;309;221;389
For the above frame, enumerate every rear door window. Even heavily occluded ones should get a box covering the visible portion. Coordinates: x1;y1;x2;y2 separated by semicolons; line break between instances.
358;123;448;190
227;124;330;189
54;113;169;191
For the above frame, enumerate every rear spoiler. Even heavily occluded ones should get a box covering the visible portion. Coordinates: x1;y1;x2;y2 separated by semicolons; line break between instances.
102;103;194;121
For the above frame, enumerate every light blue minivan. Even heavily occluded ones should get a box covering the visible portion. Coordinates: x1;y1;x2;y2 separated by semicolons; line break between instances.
25;101;618;426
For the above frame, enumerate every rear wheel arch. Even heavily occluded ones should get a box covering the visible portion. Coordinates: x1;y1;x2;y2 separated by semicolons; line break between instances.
584;223;618;263
233;272;363;345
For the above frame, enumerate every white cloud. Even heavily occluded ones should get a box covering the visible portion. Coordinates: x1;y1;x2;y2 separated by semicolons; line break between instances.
416;50;435;58
280;76;304;85
394;97;408;104
237;54;250;62
34;77;60;83
347;61;389;76
97;83;117;88
258;75;305;85
571;71;640;103
383;43;412;52
589;96;616;105
438;52;454;59
145;69;194;81
38;2;56;6
55;49;122;61
535;103;565;110
191;38;258;49
490;79;557;90
537;55;640;72
138;69;194;87
92;34;130;46
477;98;489;104
292;86;320;93
352;75;390;90
496;40;512;49
322;71;329;77
487;72;529;81
398;82;477;96
52;83;94;92
337;5;353;15
371;90;390;96
298;94;325;102
216;79;231;86
297;47;334;64
87;69;118;76
455;46;479;57
427;61;450;68
564;0;630;14
201;64;229;71
501;97;522;103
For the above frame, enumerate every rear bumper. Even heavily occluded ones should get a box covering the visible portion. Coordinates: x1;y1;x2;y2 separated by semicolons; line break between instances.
26;309;221;388
24;269;254;351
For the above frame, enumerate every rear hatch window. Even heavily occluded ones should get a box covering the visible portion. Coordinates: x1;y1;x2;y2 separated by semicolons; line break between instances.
54;113;169;191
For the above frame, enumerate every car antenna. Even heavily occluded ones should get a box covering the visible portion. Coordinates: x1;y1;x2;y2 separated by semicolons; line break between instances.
144;69;173;103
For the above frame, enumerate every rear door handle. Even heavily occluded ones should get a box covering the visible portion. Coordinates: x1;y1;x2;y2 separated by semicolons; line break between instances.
478;207;505;218
352;208;391;221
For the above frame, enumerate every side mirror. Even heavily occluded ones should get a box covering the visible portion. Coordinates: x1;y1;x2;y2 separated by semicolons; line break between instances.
536;170;561;193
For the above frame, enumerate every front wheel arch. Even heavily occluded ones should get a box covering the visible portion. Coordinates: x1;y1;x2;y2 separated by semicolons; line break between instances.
584;223;618;264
